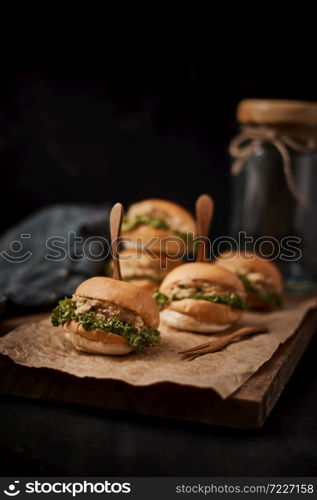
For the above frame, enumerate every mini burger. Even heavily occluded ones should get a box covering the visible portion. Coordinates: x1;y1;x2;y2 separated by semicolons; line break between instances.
51;277;160;355
122;199;196;255
216;251;283;309
155;263;247;333
117;248;182;292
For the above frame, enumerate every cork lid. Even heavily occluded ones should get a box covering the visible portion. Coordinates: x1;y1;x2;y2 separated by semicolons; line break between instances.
237;99;317;125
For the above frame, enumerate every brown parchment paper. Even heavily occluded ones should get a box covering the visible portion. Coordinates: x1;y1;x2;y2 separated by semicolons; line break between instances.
0;297;316;399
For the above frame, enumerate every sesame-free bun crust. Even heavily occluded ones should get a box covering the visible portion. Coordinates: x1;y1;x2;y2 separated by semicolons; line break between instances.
160;262;245;295
126;199;196;233
161;309;232;333
75;276;159;328
127;278;158;292
63;321;132;355
123;225;190;255
119;248;181;281
216;252;283;292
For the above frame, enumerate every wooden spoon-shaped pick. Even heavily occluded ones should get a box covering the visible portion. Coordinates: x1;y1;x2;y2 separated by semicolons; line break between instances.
195;194;214;262
110;202;124;280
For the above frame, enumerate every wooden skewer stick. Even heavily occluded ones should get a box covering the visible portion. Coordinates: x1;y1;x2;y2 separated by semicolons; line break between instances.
195;194;214;262
110;202;124;281
179;325;269;358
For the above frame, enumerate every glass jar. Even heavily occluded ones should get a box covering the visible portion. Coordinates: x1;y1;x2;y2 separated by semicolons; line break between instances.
229;99;317;292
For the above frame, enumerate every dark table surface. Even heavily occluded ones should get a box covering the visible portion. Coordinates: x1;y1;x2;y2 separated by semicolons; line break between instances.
0;319;316;477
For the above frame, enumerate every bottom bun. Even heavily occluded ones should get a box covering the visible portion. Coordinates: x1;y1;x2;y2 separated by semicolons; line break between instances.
63;321;132;355
167;299;242;325
161;309;231;333
65;332;133;355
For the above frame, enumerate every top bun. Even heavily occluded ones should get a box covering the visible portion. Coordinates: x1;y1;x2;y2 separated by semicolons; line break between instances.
216;251;282;292
160;262;245;295
75;277;159;328
125;199;196;233
122;225;188;255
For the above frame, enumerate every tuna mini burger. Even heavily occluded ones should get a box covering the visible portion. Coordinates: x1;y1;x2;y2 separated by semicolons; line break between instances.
122;198;196;255
154;262;247;333
52;276;160;355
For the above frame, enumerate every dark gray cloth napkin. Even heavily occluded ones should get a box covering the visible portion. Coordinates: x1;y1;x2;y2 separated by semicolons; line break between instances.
0;204;110;314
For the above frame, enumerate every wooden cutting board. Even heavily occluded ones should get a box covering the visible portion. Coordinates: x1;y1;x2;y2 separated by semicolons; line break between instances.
0;309;316;428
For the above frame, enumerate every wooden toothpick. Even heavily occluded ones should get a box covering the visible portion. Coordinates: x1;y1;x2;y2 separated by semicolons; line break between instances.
195;194;214;262
110;203;124;280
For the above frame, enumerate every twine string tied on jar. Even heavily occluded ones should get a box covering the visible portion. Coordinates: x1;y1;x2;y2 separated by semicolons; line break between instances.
229;125;317;210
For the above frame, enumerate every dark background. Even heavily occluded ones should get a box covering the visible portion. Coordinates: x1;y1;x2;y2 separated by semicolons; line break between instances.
1;45;317;476
2;49;317;238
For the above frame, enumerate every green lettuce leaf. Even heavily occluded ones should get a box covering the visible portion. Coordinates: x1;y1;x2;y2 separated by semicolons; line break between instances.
51;298;77;325
124;275;161;284
51;298;160;352
174;230;195;250
152;290;171;311
122;215;169;232
186;292;249;309
152;290;248;311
